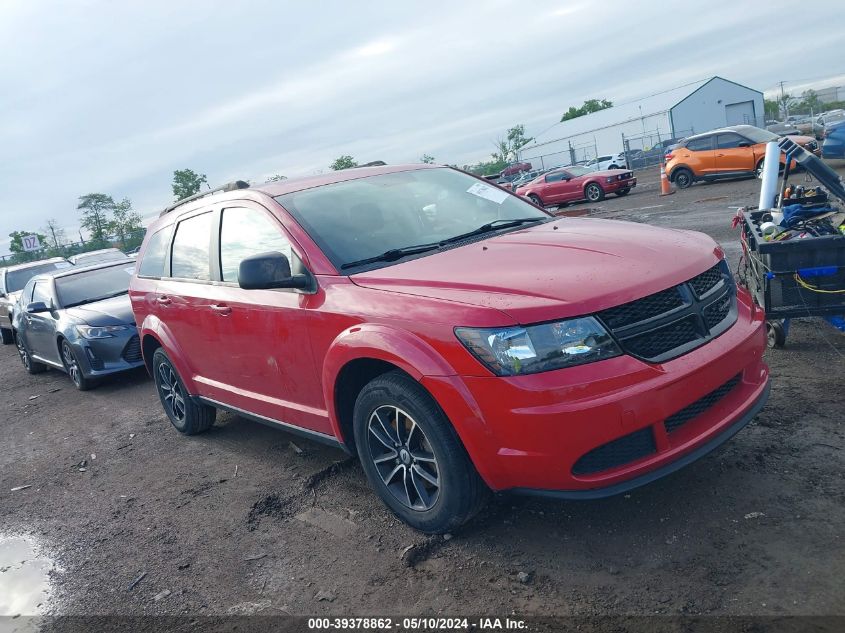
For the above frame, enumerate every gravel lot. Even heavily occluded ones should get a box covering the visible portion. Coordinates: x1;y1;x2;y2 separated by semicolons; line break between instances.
1;166;843;621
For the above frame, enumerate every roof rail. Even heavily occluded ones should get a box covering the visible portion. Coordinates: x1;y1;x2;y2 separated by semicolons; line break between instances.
160;180;250;216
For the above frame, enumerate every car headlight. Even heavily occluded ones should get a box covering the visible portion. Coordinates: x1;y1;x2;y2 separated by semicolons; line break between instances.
455;316;622;376
75;325;129;339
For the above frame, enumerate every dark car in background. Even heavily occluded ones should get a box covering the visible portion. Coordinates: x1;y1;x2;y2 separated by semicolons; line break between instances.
0;257;72;344
813;110;845;140
822;119;845;160
12;260;143;390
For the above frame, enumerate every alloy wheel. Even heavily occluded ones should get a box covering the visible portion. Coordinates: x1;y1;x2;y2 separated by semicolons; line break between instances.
367;405;441;511
16;336;30;371
158;362;186;422
586;184;601;201
62;342;82;388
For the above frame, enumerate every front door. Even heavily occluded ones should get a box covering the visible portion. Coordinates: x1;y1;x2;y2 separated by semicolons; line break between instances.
25;279;60;364
200;202;328;434
713;132;756;174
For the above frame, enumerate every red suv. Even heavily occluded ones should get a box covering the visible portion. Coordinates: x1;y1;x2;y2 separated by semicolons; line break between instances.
130;165;769;533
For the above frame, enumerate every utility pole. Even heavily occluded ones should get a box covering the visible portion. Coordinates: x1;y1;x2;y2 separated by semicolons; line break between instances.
779;81;789;120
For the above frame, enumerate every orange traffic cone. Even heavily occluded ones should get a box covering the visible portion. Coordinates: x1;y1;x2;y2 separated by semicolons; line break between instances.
659;162;675;196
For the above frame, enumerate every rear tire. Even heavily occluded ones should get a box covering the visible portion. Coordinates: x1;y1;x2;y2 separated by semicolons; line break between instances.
766;321;787;349
585;183;605;202
353;371;488;534
153;348;215;435
528;194;543;208
1;327;13;345
673;167;694;189
15;333;45;375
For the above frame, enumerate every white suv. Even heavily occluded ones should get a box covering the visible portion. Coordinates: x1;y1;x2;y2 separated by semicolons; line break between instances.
584;153;627;171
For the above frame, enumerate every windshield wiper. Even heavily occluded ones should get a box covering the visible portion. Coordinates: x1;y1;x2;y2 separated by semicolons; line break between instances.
340;243;442;270
438;217;547;246
63;290;128;308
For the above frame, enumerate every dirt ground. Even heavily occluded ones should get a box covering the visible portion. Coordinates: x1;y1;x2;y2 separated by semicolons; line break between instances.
1;166;844;623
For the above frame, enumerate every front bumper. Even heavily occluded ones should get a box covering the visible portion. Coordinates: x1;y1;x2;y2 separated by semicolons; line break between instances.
605;177;636;192
422;288;768;494
72;331;145;378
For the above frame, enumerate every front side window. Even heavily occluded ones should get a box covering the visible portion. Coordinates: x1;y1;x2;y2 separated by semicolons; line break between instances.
220;207;293;283
31;280;52;306
170;213;213;280
18;279;36;306
138;226;173;278
715;133;746;149
545;172;565;183
276;168;549;272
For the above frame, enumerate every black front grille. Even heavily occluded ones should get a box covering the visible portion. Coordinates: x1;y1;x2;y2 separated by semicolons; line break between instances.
598;287;685;329
122;335;142;363
664;374;742;434
624;315;701;359
597;262;737;363
689;264;724;297
572;427;657;475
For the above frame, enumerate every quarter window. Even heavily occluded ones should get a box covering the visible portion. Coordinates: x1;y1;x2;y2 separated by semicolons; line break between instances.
686;137;713;152
137;226;173;278
219;207;292;283
170;213;214;280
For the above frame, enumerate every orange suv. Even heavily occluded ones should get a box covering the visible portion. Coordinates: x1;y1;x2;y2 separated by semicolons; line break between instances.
665;125;819;188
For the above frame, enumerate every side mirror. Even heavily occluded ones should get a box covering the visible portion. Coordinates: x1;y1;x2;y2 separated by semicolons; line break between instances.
738;142;751;148
26;301;50;314
238;251;310;290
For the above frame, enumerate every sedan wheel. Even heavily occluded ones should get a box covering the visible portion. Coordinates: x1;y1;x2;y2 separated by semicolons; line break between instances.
585;183;605;202
62;341;91;390
16;334;45;375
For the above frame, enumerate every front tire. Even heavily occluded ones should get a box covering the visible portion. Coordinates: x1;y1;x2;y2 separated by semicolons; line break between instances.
153;348;215;434
1;327;13;345
61;340;93;391
673;167;694;189
353;371;488;534
585;183;605;202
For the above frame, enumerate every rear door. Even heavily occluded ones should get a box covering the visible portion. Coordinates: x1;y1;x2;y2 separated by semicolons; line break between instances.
199;202;328;433
713;132;756;173
679;136;716;175
156;209;219;389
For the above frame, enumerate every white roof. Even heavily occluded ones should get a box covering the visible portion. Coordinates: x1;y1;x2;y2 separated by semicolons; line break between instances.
527;79;710;150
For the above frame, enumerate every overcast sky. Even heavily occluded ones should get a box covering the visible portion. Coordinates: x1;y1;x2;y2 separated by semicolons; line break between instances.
1;0;843;254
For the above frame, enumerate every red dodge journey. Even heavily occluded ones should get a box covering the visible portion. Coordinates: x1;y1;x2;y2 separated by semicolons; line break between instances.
129;164;769;533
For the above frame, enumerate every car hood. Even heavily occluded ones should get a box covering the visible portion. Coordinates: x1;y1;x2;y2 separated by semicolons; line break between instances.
785;135;816;145
351;218;721;324
583;168;631;178
64;294;135;326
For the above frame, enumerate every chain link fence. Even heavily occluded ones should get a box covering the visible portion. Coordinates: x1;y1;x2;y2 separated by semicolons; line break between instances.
0;228;146;266
621;127;694;170
522;139;599;172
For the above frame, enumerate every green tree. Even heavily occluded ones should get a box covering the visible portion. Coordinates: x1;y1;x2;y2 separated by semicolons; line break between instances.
330;155;358;170
109;198;143;249
801;89;822;114
560;98;613;122
172;168;208;201
77;193;115;243
420;154;435;164
777;92;793;118
764;99;780;120
268;174;287;182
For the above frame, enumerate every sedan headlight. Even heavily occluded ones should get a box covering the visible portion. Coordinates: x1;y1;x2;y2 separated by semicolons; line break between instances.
75;325;129;339
455;317;622;376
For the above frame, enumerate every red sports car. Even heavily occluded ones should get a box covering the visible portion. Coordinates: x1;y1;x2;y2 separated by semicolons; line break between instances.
516;165;636;206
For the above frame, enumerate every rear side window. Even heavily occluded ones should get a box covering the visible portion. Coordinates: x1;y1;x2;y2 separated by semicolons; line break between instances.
686;137;713;152
138;227;173;278
170;213;213;280
219;207;292;283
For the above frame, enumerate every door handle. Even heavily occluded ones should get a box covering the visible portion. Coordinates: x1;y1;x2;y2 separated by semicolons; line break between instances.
210;304;232;316
156;296;172;306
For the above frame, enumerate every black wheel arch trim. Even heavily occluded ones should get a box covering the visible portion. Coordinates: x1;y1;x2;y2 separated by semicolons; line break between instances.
510;379;770;500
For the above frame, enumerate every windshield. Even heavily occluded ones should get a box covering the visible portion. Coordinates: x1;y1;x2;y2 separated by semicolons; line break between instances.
741;127;779;143
7;261;71;293
276;168;549;271
55;263;134;308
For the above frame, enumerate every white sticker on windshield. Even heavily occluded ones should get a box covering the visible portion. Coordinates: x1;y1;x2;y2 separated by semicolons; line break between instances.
466;182;509;205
